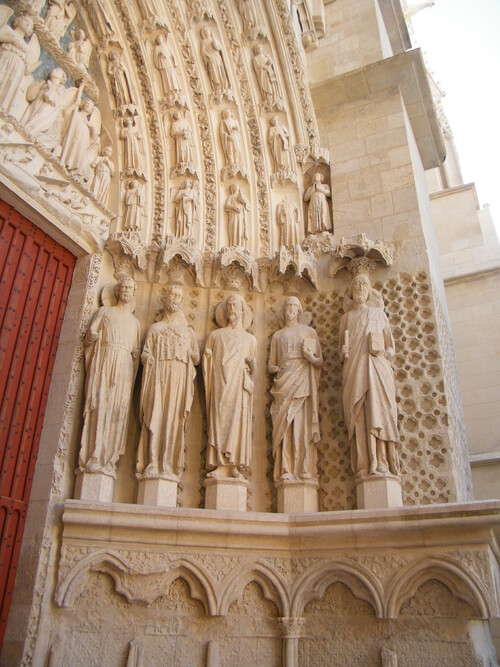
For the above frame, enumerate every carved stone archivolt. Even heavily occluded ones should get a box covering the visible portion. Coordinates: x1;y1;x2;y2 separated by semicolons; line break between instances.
0;0;328;258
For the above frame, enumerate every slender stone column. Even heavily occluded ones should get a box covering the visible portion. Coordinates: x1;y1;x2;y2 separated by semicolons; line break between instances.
278;617;305;667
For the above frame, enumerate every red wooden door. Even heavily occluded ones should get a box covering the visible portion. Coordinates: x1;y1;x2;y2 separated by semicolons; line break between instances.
0;201;76;648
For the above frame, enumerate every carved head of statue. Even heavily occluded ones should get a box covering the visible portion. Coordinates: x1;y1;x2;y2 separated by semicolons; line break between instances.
50;68;66;84
81;98;94;114
155;34;166;45
200;26;212;40
313;172;324;184
229;183;240;195
222;109;232;120
253;44;264;56
115;277;137;304
270;115;279;127
163;284;183;312
103;146;113;158
350;274;371;305
216;294;252;330
108;51;119;63
13;15;34;37
226;294;244;325
75;29;86;42
284;296;302;324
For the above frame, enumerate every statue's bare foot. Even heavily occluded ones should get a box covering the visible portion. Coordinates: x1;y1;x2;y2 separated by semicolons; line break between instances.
299;472;312;480
369;463;378;475
143;463;159;477
279;472;295;482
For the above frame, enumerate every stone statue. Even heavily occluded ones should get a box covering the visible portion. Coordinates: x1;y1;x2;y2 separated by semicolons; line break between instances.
304;172;332;234
43;0;76;42
219;109;247;180
237;0;266;41
174;178;197;237
268;115;293;180
203;294;257;478
67;29;91;69
252;45;284;112
138;0;167;29
123;179;143;231
91;146;114;206
200;27;233;103
137;285;200;480
276;198;300;248
107;51;134;108
170;110;196;176
0;13;39;114
188;0;214;24
269;297;323;481
225;184;249;247
60;95;101;183
84;0;114;45
153;33;181;97
120;116;143;174
21;68;71;152
78;277;141;475
339;274;400;478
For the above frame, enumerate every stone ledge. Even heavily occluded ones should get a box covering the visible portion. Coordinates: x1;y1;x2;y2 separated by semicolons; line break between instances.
61;499;500;553
56;500;500;621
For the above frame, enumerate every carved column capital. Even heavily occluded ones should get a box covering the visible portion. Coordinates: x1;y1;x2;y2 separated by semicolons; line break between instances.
277;617;305;638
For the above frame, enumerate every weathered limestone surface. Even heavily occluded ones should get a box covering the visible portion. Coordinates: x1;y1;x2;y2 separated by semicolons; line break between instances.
0;1;498;666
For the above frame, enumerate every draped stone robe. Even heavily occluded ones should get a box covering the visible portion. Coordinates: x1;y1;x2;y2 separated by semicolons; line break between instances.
138;311;199;478
269;322;322;480
203;326;257;470
79;306;140;472
339;305;399;475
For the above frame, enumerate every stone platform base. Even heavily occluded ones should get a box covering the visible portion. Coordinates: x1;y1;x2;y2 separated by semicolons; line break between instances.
74;470;114;502
204;476;248;511
356;474;402;509
51;500;500;667
276;479;319;513
137;477;179;507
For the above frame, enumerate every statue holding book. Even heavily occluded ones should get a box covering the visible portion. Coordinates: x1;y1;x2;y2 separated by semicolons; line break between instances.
339;274;400;478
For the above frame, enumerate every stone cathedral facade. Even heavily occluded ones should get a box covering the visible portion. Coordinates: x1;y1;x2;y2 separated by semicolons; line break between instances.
0;0;499;665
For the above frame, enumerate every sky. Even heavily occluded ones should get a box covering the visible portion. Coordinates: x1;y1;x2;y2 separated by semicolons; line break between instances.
408;0;500;228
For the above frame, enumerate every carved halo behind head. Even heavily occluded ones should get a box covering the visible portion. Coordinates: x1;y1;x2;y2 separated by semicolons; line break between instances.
215;294;253;330
100;276;137;310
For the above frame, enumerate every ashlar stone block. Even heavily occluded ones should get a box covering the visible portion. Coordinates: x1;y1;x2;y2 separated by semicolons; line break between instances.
137;478;178;507
356;474;403;509
204;477;248;511
74;471;114;502
276;479;319;513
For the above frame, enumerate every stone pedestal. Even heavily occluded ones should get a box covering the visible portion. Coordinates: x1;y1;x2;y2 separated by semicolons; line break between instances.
137;477;179;507
74;470;114;502
204;477;248;511
276;479;319;513
356;475;403;509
